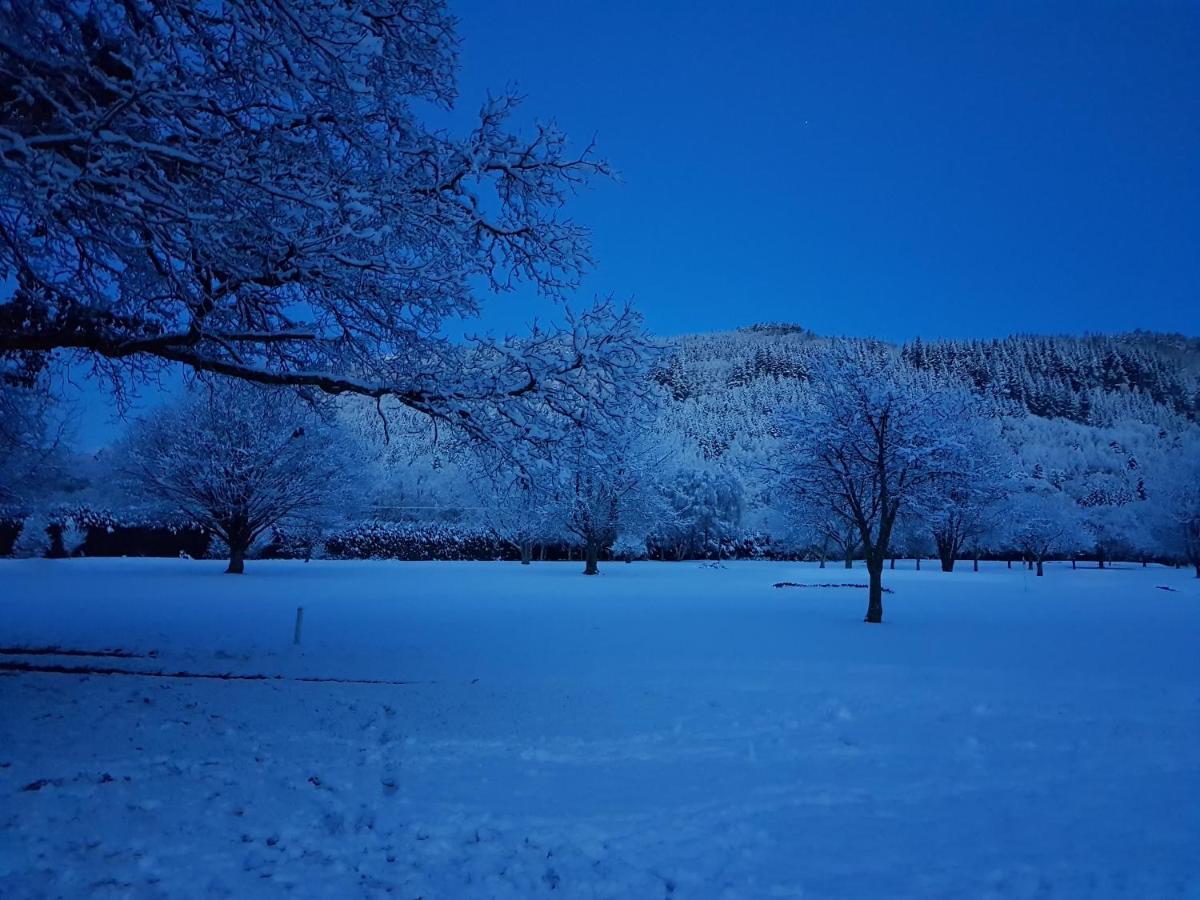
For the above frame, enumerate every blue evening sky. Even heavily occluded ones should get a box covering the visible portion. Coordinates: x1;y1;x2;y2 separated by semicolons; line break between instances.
453;0;1199;340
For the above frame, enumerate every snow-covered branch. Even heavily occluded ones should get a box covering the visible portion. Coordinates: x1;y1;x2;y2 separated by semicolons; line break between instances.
0;0;636;452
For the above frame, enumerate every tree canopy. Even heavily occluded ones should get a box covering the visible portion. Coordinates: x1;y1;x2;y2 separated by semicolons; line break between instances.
0;0;648;451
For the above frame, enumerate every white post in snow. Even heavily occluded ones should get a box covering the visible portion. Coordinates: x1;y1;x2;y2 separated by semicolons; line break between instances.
293;606;305;645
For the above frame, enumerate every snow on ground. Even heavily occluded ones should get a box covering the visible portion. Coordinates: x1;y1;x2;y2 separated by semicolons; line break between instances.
0;559;1198;899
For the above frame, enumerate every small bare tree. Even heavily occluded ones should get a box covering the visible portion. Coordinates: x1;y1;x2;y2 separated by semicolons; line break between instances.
123;381;358;573
926;420;1008;572
478;475;557;565
553;422;667;576
791;506;860;569
1003;486;1090;577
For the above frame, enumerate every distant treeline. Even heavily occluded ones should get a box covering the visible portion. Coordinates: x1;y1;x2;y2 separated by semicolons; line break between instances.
0;510;1177;567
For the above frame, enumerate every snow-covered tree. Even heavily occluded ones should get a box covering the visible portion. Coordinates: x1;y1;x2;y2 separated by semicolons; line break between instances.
475;474;558;565
0;0;647;459
1003;485;1091;577
122;380;362;573
1147;431;1200;577
10;509;50;558
559;457;622;575
0;370;67;508
779;348;974;622
892;514;936;570
1002;415;1165;567
788;503;860;569
612;532;650;562
925;419;1009;572
1073;441;1152;568
545;408;670;576
654;462;744;561
1081;496;1152;568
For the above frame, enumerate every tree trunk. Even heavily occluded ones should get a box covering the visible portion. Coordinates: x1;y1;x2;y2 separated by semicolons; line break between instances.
1007;558;1012;569
583;539;600;576
1027;559;1034;571
1036;559;1044;577
972;555;979;572
864;558;884;624
818;555;826;569
1071;558;1076;570
520;541;533;565
844;548;853;569
915;556;922;571
889;556;895;570
1097;547;1105;570
935;535;955;572
224;516;250;574
226;544;246;575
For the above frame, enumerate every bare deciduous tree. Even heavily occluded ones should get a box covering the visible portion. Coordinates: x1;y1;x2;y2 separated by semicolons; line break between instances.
553;418;667;576
926;420;1008;572
1003;486;1090;577
123;381;360;573
1149;431;1200;577
780;348;972;623
477;475;557;565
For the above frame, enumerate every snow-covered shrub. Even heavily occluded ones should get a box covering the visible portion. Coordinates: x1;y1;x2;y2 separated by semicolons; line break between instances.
11;511;50;558
612;534;647;562
726;530;780;560
261;524;331;562
325;522;504;562
644;528;783;561
52;506;210;559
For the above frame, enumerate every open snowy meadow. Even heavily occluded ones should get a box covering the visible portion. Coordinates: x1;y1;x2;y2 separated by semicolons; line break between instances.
1;559;1198;898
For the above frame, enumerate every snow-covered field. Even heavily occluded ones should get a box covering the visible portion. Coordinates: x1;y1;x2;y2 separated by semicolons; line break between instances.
1;559;1198;899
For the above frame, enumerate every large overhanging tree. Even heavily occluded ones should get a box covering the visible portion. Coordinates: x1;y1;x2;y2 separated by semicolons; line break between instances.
0;0;647;448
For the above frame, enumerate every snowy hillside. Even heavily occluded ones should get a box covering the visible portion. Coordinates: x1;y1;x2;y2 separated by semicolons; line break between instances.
654;327;1200;460
2;559;1198;897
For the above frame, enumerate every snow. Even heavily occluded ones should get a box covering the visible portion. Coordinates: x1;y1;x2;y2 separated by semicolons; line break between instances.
1;559;1198;898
